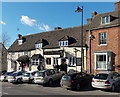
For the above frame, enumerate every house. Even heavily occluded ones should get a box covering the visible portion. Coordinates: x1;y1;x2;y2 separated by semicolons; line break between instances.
86;1;120;74
0;42;7;73
7;1;120;74
7;25;89;72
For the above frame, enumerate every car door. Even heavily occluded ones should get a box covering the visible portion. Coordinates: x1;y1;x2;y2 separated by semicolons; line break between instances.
111;72;120;87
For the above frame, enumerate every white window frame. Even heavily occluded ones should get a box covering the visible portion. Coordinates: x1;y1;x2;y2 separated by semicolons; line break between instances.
53;57;58;65
101;16;110;24
35;43;43;49
69;57;76;66
59;40;68;47
32;59;43;65
99;32;107;46
18;40;23;45
94;53;108;70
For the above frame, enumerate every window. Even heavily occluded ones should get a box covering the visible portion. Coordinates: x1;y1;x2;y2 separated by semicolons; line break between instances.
53;57;58;65
35;43;42;49
59;40;68;47
46;58;51;65
18;40;23;45
32;59;42;65
96;55;107;70
99;32;106;45
101;16;110;24
69;57;76;66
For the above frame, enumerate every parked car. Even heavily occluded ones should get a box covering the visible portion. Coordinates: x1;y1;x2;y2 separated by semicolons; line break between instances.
34;69;65;86
22;70;38;83
91;71;120;91
60;72;92;90
0;71;14;82
8;71;26;83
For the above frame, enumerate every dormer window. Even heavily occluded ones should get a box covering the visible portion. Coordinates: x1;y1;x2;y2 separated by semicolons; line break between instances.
35;43;43;49
18;40;23;45
101;16;110;24
59;40;68;47
59;36;69;47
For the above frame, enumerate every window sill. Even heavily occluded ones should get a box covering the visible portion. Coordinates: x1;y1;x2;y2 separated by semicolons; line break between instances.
98;44;107;47
95;68;107;70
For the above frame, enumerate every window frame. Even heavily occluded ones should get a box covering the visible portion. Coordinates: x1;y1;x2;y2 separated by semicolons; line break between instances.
46;58;51;65
59;40;68;47
101;16;110;24
94;53;110;70
35;43;43;49
99;32;107;46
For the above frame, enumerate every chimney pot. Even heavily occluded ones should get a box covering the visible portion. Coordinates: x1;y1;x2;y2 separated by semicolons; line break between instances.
18;34;22;39
92;11;97;18
54;27;62;30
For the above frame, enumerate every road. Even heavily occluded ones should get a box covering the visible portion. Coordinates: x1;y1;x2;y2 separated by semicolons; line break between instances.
1;82;120;96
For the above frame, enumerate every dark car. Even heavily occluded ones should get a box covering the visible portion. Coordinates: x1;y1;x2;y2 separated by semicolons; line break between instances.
60;72;92;90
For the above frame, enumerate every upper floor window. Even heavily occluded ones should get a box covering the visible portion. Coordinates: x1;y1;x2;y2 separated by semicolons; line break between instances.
101;16;110;24
18;40;23;45
99;32;106;45
35;43;43;49
46;58;51;65
59;40;68;47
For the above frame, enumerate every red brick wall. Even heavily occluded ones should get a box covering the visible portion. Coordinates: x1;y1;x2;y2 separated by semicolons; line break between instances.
86;26;120;74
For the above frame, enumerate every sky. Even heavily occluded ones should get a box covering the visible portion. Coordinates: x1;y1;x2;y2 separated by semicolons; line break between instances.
0;1;116;48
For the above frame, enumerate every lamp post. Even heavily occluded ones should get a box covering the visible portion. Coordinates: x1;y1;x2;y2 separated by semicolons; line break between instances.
75;6;84;72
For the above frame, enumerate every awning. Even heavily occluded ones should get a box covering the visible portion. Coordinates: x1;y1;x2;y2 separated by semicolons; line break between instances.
17;55;30;63
31;54;44;59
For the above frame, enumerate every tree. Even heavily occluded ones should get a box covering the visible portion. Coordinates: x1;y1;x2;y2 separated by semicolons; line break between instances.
0;31;10;48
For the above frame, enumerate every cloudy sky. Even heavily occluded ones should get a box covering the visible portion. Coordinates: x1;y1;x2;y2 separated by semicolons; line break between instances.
1;2;115;48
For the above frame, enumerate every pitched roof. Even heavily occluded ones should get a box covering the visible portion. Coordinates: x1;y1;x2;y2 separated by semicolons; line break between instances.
88;10;120;30
8;10;120;52
8;24;89;52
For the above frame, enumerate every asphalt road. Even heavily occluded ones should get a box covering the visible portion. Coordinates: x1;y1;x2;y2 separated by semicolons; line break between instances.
1;81;120;96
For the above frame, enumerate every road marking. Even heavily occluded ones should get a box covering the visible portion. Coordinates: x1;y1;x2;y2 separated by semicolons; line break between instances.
6;87;12;89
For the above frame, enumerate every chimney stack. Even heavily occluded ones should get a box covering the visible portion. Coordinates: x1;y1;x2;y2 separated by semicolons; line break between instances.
114;1;120;10
18;34;22;39
92;11;97;18
54;27;62;30
87;18;92;24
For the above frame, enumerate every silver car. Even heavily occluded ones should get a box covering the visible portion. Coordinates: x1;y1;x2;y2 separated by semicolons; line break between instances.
92;71;120;91
8;71;26;83
34;69;65;86
22;70;38;83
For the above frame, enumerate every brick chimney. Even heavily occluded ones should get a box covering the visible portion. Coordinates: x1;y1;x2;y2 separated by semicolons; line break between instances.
54;27;62;30
92;11;97;18
114;1;120;10
87;18;92;24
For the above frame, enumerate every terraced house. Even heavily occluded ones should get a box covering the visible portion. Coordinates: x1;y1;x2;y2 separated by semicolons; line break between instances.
7;1;120;74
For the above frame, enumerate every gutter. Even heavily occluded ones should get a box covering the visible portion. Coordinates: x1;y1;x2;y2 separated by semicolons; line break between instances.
87;24;120;31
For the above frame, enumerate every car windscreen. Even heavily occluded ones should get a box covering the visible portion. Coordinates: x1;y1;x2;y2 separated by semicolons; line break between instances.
62;75;71;81
94;74;108;80
24;73;30;77
9;73;18;76
35;72;44;77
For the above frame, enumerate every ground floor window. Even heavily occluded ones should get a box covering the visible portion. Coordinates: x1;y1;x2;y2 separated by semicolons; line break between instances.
94;51;113;70
53;57;58;65
32;59;42;65
46;58;51;65
69;57;76;66
96;55;107;70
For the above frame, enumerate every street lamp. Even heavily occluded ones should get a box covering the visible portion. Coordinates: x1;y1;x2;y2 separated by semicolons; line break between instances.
75;6;84;72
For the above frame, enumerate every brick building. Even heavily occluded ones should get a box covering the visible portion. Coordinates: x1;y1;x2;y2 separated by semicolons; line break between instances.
86;1;120;74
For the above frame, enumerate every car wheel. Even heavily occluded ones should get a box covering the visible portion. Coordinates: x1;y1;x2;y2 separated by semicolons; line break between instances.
111;84;115;92
76;84;81;91
17;79;22;84
48;79;53;87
